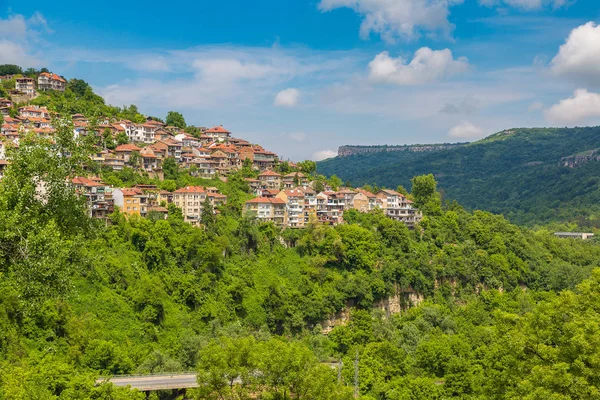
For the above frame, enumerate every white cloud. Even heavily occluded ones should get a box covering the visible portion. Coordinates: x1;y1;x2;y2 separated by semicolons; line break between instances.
0;12;49;68
551;22;600;85
479;0;572;10
528;101;544;111
288;132;307;142
274;88;300;107
448;121;486;139
318;0;462;42
0;39;41;67
368;48;469;85
313;149;337;161
545;89;600;125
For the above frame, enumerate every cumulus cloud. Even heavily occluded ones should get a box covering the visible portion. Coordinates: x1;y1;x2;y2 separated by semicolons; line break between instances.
551;22;600;85
545;89;600;125
368;48;469;85
274;88;300;107
313;149;337;161
0;12;49;67
318;0;462;42
448;121;486;139
479;0;572;10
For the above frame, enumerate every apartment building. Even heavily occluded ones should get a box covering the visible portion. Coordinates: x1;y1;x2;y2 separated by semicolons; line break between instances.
15;77;35;97
205;125;231;142
276;189;305;228
72;176;113;221
37;72;66;91
112;188;144;216
244;197;287;227
258;170;282;190
375;189;422;227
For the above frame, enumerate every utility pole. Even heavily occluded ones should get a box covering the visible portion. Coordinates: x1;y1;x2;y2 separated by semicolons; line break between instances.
354;348;359;398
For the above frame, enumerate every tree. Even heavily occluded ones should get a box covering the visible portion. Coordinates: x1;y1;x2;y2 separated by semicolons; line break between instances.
162;157;179;180
129;151;141;168
102;128;115;150
165;111;186;128
116;132;129;145
0;64;22;75
297;160;317;175
201;197;216;232
68;78;91;98
329;175;342;191
411;174;442;216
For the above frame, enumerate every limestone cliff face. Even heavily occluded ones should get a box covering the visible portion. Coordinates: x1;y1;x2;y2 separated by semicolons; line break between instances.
337;143;465;157
561;149;600;168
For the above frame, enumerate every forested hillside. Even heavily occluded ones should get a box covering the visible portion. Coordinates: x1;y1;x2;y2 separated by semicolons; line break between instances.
2;122;600;399
318;127;600;227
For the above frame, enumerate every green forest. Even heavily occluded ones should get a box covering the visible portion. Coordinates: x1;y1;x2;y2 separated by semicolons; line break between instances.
1;120;600;399
317;127;600;228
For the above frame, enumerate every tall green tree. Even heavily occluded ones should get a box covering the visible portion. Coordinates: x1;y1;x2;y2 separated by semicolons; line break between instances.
166;111;186;128
411;174;442;216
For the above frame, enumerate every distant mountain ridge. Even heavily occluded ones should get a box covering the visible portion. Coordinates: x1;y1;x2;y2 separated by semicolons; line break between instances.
318;127;600;227
338;143;466;157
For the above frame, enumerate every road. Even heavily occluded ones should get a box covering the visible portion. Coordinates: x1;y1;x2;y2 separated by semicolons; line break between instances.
97;363;341;392
97;373;198;391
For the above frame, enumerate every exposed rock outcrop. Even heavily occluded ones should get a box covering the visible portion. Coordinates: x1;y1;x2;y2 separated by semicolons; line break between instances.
560;148;600;168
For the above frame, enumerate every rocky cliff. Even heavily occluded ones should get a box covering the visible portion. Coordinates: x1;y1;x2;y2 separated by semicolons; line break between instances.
560;148;600;168
338;143;465;157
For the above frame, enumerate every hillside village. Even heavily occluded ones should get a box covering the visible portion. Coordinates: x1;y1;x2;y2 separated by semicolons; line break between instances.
0;67;422;229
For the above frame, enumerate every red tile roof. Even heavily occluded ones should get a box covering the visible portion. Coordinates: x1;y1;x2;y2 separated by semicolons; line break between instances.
116;144;142;152
259;170;282;177
246;197;286;204
174;186;206;194
205;125;230;134
72;176;103;187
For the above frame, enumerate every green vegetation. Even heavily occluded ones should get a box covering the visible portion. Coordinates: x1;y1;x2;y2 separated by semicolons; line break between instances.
165;111;186;129
318;127;600;227
1;122;600;398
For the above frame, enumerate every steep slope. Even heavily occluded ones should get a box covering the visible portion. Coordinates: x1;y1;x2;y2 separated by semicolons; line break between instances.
318;127;600;226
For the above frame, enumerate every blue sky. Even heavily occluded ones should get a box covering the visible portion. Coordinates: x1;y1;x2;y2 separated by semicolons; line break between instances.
2;0;600;161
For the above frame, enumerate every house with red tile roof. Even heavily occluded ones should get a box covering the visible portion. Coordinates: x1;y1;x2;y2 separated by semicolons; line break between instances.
276;189;305;228
37;72;66;91
244;197;287;227
258;170;282;190
205;125;231;142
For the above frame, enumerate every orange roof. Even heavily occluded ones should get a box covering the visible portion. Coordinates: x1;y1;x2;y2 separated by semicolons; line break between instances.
282;189;304;197
72;176;103;187
205;125;230;134
39;72;66;83
259;170;281;177
174;186;206;194
118;187;143;196
246;197;286;204
116;144;142;152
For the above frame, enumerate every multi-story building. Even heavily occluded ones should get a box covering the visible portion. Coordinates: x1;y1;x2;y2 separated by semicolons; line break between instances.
282;172;310;189
258;170;282;190
244;197;287;227
115;143;143;163
15;77;35;97
375;189;422;227
19;106;49;119
112;188;144;216
276;189;305;228
37;72;66;91
72;176;113;221
172;186;226;225
205;125;231;142
173;186;207;225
